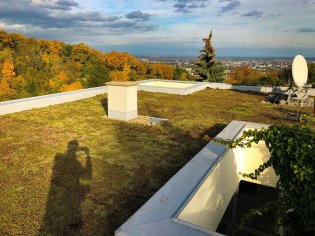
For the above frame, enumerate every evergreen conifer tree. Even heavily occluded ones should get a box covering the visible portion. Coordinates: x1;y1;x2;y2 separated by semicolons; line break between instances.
196;31;225;82
173;65;181;80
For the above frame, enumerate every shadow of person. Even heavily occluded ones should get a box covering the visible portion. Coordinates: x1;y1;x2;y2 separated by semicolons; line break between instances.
38;140;92;236
99;98;108;115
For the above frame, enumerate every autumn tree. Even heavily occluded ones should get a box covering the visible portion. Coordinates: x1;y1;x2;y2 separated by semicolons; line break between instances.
82;64;110;87
173;65;195;81
10;75;27;96
131;61;147;80
104;51;134;70
308;63;315;86
2;59;15;79
226;66;285;86
0;30;14;49
149;64;174;80
40;39;64;61
122;63;131;81
104;51;147;81
61;81;83;92
0;60;17;99
109;63;130;81
0;30;180;100
196;31;225;82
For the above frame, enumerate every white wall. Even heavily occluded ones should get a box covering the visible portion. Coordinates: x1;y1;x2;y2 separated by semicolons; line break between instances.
115;121;275;236
177;133;278;232
207;83;315;96
236;140;278;187
0;86;107;115
177;148;240;231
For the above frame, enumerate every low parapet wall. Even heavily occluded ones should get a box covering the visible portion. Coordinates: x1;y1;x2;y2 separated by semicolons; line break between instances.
116;120;277;236
2;82;313;116
207;83;315;96
0;86;107;115
138;79;208;95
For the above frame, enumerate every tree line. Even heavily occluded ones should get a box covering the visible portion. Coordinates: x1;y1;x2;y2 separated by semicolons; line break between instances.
0;30;193;101
2;30;313;101
195;31;315;87
225;64;315;86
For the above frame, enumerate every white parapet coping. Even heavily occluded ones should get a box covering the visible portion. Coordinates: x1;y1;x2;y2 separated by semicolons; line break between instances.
2;81;312;116
115;120;278;236
138;79;208;95
0;80;208;115
207;83;315;96
0;86;107;115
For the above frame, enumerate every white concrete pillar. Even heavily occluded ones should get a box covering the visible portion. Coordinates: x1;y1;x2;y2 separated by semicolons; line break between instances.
106;82;138;121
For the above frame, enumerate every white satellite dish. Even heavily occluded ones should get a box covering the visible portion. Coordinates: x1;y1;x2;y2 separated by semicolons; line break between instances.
292;55;308;88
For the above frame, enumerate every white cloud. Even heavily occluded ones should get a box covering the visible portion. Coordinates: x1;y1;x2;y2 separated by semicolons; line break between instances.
0;0;314;56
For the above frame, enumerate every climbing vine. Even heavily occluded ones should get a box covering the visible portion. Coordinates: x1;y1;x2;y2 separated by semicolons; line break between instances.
222;116;315;235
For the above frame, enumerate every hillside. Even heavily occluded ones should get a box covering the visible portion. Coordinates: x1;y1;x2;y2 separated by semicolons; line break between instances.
0;30;192;101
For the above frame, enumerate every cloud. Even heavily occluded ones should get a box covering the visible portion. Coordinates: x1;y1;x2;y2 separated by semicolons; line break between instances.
186;2;200;8
1;0;315;56
31;0;79;10
0;0;157;34
269;13;281;17
157;0;210;13
301;0;308;3
174;3;190;13
219;0;241;13
297;28;315;32
242;10;263;18
125;11;152;21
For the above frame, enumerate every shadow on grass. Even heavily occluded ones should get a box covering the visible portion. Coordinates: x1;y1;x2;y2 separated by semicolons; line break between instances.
200;123;227;140
39;140;92;235
105;121;222;234
228;88;265;96
263;107;307;123
100;98;108;116
38;122;227;235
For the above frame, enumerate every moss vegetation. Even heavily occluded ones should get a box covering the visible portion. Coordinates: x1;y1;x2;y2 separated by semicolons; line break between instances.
0;89;313;235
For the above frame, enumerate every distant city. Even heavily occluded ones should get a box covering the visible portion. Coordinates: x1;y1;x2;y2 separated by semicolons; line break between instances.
138;56;315;75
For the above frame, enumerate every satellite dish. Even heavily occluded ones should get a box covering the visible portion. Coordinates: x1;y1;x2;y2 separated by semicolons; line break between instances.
292;55;308;88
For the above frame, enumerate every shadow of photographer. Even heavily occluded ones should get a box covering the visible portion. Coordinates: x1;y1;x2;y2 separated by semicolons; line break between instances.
39;140;92;235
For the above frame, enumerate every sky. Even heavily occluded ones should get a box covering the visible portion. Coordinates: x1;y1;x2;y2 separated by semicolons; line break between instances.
0;0;315;57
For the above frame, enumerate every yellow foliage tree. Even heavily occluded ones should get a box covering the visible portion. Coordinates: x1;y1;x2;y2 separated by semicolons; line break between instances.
134;61;147;78
0;59;16;99
109;71;123;81
11;75;27;91
58;70;69;83
104;51;147;80
150;64;174;80
122;63;130;81
2;59;15;80
0;79;15;99
180;72;188;81
104;51;136;71
61;81;83;92
48;78;59;90
109;63;130;81
225;66;257;85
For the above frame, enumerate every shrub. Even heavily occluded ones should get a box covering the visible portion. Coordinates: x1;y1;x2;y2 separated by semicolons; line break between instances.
222;116;315;235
